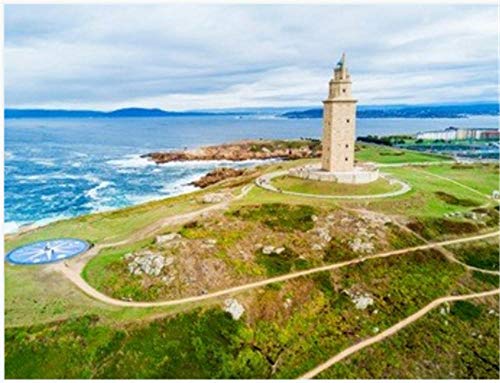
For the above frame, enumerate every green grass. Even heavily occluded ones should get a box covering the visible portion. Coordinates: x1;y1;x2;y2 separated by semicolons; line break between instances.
229;203;318;232
342;164;491;218
317;299;499;379
355;143;451;164
422;163;499;196
446;238;499;271
271;175;399;196
5;309;253;379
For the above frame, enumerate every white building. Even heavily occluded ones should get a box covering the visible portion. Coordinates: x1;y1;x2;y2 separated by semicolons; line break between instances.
416;127;499;141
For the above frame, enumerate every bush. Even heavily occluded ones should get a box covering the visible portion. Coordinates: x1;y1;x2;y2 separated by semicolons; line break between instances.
450;301;482;321
434;191;479;207
407;217;479;240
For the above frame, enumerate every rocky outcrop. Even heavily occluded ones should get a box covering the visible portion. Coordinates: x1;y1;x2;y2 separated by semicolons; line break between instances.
344;289;374;310
191;168;245;188
143;139;321;164
124;251;174;277
224;298;245;320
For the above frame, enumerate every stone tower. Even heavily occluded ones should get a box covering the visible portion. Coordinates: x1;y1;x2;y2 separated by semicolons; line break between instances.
321;53;357;172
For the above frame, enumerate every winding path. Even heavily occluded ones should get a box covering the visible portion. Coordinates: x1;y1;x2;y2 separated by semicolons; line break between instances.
54;230;499;308
298;288;500;379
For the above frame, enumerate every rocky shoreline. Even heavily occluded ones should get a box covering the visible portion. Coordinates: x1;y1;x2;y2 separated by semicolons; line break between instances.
143;139;321;164
190;167;247;188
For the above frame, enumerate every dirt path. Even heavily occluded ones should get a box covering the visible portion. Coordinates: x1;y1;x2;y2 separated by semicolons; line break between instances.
54;230;499;308
298;288;500;379
63;184;254;273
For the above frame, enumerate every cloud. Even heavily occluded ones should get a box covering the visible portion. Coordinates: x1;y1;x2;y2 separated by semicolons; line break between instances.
5;4;498;110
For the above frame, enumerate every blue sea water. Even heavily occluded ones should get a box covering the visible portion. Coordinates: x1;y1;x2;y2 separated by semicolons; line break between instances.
4;115;498;233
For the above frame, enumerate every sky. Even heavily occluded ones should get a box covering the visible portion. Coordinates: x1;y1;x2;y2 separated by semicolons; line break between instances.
5;3;499;111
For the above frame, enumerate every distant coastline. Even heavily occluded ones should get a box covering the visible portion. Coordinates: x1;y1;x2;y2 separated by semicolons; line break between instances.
281;102;500;119
5;101;499;119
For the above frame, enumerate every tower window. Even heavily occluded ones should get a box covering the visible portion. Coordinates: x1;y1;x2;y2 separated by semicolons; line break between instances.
342;88;346;93
345;157;348;161
345;144;349;148
346;119;350;123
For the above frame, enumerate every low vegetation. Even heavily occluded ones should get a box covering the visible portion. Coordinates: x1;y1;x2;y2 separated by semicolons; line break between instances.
445;238;499;271
318;299;499;379
229;203;318;232
7;249;484;379
271;175;399;196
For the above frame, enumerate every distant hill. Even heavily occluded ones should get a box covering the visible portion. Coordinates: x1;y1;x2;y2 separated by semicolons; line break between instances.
281;102;500;119
5;102;499;119
4;107;221;119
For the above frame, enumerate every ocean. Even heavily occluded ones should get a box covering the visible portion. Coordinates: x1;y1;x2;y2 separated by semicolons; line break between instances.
4;115;498;233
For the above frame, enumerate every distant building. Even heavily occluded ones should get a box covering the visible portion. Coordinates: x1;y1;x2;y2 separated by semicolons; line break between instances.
416;127;499;141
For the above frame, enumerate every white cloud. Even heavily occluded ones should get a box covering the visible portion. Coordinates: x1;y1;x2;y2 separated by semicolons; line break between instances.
5;4;498;110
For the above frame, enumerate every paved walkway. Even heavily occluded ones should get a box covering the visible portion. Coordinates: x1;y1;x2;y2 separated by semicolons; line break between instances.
54;230;499;308
298;288;500;379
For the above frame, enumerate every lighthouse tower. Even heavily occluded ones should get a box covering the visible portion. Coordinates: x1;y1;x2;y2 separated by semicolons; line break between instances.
321;53;357;172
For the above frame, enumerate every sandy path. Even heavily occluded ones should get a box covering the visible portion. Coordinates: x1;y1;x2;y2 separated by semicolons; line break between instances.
298;288;500;379
54;230;499;308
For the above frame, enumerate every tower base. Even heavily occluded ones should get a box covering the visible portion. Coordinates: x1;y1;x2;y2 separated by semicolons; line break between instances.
289;164;379;184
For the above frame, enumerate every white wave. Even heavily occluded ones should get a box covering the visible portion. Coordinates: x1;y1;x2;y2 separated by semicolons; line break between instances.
107;154;154;169
32;158;56;167
5;151;14;160
5;215;71;235
126;193;167;205
15;172;91;182
85;181;113;200
4;221;21;234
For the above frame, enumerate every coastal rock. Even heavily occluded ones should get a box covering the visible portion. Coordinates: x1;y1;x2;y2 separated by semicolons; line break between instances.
145;140;321;165
224;298;245;320
191;168;245;189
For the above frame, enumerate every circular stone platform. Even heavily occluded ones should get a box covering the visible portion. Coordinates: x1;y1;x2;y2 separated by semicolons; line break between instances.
289;163;379;184
6;238;90;265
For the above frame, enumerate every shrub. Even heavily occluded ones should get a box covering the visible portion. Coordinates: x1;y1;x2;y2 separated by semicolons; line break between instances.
434;191;479;207
450;301;482;321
